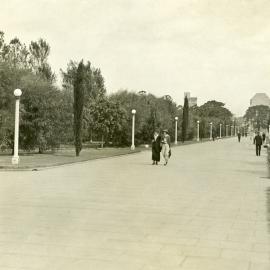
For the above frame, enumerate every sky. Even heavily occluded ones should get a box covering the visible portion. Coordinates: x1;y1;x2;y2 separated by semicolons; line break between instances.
1;0;270;116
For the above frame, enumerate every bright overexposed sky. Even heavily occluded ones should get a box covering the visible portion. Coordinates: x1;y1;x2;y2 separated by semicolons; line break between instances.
1;0;270;116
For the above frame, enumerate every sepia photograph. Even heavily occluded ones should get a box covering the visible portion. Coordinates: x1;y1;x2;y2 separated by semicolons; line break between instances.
0;0;270;269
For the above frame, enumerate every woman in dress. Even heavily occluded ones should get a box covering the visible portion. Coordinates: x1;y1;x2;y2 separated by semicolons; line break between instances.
152;131;161;165
161;129;171;166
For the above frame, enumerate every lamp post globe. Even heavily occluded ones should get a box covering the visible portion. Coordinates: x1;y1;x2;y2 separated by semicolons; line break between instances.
14;88;22;98
131;109;136;115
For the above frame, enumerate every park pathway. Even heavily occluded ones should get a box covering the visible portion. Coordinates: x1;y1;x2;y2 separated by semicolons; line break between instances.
0;137;270;270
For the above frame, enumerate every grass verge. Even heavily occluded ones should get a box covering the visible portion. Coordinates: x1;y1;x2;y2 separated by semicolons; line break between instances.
0;147;141;170
0;137;234;170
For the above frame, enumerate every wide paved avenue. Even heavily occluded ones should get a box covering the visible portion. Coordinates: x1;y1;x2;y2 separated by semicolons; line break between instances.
0;138;270;270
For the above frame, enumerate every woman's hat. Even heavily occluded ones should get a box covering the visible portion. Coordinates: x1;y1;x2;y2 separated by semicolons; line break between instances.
163;129;168;133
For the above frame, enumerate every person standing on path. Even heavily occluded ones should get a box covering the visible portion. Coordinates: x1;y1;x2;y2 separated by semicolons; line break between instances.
254;132;263;156
161;129;171;166
151;131;161;165
212;128;216;141
237;132;241;142
262;132;266;144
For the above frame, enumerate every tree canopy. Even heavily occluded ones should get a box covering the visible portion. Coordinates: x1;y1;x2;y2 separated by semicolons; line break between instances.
244;105;270;130
0;30;238;154
197;100;232;120
0;31;72;152
189;100;233;139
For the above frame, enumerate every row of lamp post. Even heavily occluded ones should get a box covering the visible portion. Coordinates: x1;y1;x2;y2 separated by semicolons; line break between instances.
130;111;180;150
130;112;181;150
11;97;243;162
129;112;241;150
192;121;239;144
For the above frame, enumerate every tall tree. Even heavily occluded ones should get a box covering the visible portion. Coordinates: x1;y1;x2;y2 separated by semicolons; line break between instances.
0;32;74;153
109;90;179;145
0;61;28;150
191;100;233;139
244;105;270;130
61;60;107;142
85;96;127;146
29;38;55;81
29;39;50;67
198;100;232;119
61;60;106;99
0;33;30;69
181;96;189;142
73;60;86;156
19;76;73;153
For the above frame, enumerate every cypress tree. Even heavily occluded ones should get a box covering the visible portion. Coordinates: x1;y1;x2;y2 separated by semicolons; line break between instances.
73;60;86;156
181;96;189;142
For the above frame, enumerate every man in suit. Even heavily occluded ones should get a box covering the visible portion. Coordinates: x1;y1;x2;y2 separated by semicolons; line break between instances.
254;132;263;156
237;132;241;142
262;132;266;144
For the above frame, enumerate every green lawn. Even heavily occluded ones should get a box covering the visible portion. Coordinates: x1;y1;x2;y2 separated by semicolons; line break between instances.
0;147;141;170
0;137;232;170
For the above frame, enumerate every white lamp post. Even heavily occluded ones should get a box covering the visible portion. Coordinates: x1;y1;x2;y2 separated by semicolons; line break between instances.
209;122;213;140
219;123;222;138
131;109;136;150
197;120;200;142
226;125;228;137
231;126;233;137
175;116;178;145
12;89;22;165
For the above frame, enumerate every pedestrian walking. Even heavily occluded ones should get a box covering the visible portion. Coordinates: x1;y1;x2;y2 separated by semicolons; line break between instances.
151;131;161;165
262;132;266;144
254;132;263;156
161;129;171;166
212;128;216;141
237;132;241;142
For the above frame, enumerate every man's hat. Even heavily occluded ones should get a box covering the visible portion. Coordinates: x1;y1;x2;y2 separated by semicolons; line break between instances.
163;129;168;133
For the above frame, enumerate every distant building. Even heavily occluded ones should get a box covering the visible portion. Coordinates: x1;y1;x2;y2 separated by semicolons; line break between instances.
250;93;270;107
138;90;147;95
184;92;197;107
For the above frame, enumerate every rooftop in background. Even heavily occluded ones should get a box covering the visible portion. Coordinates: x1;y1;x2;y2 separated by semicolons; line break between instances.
250;93;270;107
184;92;197;107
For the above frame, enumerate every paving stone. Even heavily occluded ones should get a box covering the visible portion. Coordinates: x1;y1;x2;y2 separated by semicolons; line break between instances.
0;138;269;269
